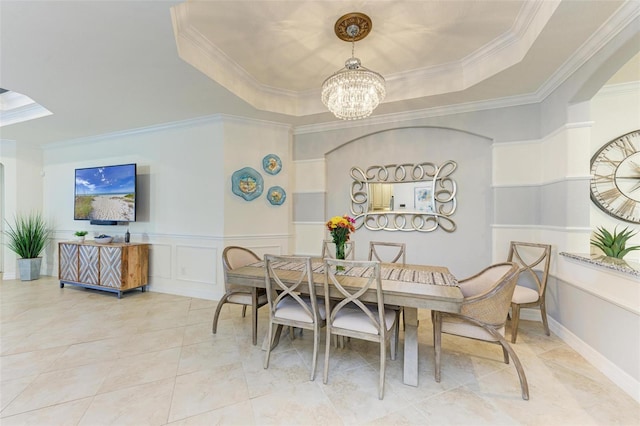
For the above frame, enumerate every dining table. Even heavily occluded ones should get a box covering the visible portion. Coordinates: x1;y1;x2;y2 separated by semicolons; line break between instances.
225;258;463;387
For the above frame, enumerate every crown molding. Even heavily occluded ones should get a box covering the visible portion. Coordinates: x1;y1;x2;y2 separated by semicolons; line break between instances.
171;0;558;116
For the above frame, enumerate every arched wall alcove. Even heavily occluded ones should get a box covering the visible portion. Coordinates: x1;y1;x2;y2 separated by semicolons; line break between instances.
325;125;493;278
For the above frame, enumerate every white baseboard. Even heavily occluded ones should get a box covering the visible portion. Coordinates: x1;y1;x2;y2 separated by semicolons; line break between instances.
547;315;640;403
2;272;17;280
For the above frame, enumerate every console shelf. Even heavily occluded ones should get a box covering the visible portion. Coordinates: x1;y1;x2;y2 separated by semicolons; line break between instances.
58;241;149;298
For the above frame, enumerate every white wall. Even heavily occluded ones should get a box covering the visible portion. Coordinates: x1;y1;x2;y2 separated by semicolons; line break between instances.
0;139;44;279
40;115;291;299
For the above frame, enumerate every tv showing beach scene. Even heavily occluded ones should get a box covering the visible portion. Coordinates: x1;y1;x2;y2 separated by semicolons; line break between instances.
74;163;136;222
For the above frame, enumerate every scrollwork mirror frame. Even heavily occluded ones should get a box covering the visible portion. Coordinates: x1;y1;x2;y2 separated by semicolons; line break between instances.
350;161;458;232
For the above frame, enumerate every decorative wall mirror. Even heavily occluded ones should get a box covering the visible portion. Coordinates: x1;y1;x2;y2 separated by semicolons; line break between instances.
350;161;458;232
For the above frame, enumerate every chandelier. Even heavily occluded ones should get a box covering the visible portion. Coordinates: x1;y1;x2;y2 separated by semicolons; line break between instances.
321;13;386;120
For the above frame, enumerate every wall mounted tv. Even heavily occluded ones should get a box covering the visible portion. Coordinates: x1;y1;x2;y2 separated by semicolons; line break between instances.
74;163;136;225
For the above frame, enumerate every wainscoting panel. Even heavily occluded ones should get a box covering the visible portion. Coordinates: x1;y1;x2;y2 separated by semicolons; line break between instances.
175;245;217;284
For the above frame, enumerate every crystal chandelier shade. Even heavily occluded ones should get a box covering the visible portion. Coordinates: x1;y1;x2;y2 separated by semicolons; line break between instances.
321;13;386;120
321;58;386;120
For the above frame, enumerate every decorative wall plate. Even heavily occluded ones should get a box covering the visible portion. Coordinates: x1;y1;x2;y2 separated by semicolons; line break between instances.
262;154;282;175
231;167;263;201
266;186;286;205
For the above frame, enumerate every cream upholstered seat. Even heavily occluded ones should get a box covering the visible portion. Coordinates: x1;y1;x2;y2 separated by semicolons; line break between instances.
321;240;355;259
432;262;529;400
212;246;268;345
368;241;406;265
263;254;326;380
323;259;399;400
508;241;552;343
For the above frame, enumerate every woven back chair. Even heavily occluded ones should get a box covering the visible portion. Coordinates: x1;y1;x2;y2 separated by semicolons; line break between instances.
508;241;552;343
432;262;529;400
212;246;267;345
322;259;399;399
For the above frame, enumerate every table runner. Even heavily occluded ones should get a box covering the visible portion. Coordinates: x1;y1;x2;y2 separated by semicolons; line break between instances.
251;261;458;287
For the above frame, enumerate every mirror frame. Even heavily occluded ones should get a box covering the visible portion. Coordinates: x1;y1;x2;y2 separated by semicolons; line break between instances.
350;161;458;232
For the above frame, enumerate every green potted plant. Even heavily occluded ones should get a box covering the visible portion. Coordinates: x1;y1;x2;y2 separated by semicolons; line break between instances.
4;212;52;281
590;226;640;261
74;230;88;242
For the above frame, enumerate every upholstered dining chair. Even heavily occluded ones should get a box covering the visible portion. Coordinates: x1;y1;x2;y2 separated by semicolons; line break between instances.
432;262;529;400
212;246;268;345
263;254;326;380
508;241;552;343
323;259;399;400
368;241;406;265
321;240;355;259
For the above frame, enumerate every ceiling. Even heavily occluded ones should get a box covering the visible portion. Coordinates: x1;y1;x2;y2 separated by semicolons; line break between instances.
0;0;638;146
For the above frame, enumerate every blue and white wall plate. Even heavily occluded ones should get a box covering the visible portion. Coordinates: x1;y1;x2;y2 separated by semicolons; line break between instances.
262;154;282;175
231;167;263;201
266;186;286;205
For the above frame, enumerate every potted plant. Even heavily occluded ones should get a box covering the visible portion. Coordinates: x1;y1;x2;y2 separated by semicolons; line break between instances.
4;212;52;281
74;230;88;242
590;226;640;262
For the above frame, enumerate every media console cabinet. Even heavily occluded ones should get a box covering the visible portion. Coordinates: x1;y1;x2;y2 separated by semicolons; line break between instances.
58;241;149;298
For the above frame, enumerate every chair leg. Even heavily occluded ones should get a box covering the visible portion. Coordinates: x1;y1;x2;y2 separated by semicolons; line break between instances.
264;321;274;369
310;325;319;381
242;305;247;318
432;311;442;383
540;300;551;336
323;327;332;384
510;303;521;343
251;303;258;346
379;334;386;400
496;334;529;400
467;316;530;401
502;345;510;364
390;311;400;361
212;295;230;334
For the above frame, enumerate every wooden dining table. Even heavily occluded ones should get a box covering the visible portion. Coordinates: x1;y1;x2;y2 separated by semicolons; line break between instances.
227;259;463;386
225;259;463;386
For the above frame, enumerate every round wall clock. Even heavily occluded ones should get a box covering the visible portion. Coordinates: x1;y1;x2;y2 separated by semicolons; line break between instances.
590;129;640;224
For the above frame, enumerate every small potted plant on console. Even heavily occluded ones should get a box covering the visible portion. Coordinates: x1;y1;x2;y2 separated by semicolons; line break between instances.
74;230;88;242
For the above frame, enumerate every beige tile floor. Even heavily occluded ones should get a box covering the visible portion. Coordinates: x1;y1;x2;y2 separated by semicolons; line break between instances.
1;277;638;425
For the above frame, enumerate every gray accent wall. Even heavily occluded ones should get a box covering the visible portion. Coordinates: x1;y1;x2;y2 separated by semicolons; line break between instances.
494;179;590;227
293;192;325;222
324;126;493;278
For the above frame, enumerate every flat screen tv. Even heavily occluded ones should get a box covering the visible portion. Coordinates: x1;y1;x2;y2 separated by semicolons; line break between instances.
74;163;136;224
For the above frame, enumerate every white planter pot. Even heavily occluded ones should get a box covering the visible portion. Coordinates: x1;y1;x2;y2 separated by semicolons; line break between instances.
17;257;43;281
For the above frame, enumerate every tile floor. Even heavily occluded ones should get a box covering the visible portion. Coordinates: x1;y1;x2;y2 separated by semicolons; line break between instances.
1;277;638;425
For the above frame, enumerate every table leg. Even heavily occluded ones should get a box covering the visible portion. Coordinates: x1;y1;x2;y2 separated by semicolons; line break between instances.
403;307;419;386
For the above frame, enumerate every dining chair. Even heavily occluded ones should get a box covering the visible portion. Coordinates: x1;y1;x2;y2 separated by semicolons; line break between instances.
212;246;268;345
432;262;529;400
321;240;355;259
263;254;326;380
508;241;552;343
368;241;406;265
323;259;399;399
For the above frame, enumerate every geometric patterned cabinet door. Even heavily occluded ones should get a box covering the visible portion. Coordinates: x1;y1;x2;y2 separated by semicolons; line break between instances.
79;245;100;285
58;242;149;298
100;246;122;288
59;243;79;282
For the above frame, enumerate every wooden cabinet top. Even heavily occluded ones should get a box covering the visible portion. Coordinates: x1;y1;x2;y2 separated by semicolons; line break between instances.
60;241;149;248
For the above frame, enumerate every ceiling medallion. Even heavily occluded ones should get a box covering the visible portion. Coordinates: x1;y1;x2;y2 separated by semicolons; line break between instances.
321;12;386;120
